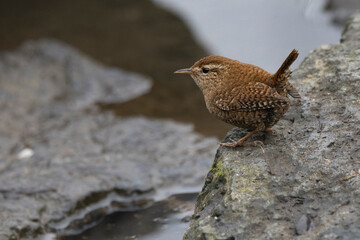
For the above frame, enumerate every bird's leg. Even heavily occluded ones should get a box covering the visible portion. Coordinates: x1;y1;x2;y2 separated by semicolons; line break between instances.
265;128;277;134
221;122;267;147
220;130;258;147
220;125;274;174
221;133;274;174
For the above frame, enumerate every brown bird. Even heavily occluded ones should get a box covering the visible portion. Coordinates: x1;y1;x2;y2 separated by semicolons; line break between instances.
175;49;300;147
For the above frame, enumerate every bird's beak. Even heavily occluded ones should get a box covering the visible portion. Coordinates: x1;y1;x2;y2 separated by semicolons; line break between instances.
174;68;191;74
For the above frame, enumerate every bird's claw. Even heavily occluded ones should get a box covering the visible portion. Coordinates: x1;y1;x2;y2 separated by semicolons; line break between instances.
251;140;265;147
220;138;242;148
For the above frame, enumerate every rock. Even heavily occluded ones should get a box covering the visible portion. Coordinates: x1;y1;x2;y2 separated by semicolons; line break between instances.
325;0;360;26
0;39;152;110
341;10;360;44
295;215;311;235
0;40;218;239
184;11;360;240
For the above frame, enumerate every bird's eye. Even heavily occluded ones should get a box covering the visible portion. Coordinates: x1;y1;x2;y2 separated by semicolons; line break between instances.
202;68;210;73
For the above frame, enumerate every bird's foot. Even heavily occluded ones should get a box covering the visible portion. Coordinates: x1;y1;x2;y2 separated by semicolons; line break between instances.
220;138;242;148
220;140;274;175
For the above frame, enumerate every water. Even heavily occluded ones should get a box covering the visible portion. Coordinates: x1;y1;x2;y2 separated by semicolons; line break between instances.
153;0;341;72
59;193;197;240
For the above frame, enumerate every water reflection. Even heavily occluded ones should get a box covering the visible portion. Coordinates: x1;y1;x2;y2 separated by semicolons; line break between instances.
153;0;341;72
60;193;196;240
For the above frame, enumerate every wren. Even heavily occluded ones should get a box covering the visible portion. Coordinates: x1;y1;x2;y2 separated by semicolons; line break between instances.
175;49;300;147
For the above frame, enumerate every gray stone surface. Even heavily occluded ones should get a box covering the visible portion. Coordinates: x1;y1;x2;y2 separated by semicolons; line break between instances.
0;39;152;110
184;11;360;240
0;40;217;239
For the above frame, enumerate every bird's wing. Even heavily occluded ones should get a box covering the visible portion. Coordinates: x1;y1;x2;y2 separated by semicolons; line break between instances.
214;82;289;112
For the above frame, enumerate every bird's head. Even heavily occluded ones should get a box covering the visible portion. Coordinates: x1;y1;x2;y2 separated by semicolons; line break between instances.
174;56;233;92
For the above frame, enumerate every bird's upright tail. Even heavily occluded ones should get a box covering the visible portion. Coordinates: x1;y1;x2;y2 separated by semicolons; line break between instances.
274;49;299;80
273;49;301;98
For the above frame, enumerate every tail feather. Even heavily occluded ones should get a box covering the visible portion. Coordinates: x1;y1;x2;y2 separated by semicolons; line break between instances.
287;84;301;98
274;49;299;82
273;49;300;98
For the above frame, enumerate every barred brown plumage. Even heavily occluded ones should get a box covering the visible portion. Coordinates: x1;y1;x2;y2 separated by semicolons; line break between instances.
175;49;300;147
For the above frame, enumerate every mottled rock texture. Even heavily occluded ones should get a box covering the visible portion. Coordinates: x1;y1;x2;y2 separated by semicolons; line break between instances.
0;40;217;239
184;11;360;240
